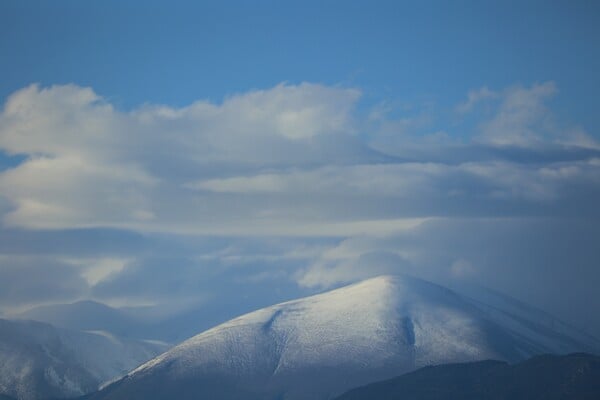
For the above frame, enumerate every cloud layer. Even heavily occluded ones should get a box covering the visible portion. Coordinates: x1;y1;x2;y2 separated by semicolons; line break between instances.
1;82;598;234
1;82;599;335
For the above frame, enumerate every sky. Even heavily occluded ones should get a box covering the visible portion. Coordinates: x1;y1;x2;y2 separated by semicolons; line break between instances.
1;1;600;336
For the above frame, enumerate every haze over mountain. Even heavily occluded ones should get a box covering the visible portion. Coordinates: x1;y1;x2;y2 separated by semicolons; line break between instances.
17;300;267;344
86;275;598;400
17;301;143;340
0;318;167;400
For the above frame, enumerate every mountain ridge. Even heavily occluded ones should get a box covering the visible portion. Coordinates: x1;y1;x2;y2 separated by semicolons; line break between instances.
334;352;600;400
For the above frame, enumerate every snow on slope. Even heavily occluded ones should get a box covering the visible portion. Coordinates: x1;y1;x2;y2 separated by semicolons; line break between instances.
90;275;598;400
0;318;168;400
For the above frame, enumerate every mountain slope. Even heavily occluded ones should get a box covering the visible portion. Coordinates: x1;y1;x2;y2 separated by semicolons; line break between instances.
0;319;168;400
88;275;598;400
335;353;600;400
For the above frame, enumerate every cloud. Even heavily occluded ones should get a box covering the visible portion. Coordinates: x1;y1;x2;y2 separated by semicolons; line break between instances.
450;258;477;278
1;81;600;336
0;228;148;256
0;83;361;156
467;82;598;149
191;158;600;220
1;82;599;235
0;255;89;309
478;82;558;146
0;155;157;228
88;242;313;315
69;257;130;286
456;86;497;114
290;217;600;334
295;236;411;288
0;83;386;234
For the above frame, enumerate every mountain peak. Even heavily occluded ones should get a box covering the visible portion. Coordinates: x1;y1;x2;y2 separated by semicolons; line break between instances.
89;275;596;400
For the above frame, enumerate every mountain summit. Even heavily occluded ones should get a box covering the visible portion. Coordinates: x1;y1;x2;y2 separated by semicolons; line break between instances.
89;275;597;400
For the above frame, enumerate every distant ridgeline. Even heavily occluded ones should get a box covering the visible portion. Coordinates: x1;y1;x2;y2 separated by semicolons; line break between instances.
335;353;600;400
2;276;599;400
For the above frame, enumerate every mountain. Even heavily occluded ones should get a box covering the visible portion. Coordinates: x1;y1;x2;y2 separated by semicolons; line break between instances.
18;300;254;344
86;275;598;400
17;301;144;340
0;318;168;400
335;352;600;399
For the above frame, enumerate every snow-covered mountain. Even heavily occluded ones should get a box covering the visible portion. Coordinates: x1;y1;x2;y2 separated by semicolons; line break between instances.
0;318;168;400
88;275;599;400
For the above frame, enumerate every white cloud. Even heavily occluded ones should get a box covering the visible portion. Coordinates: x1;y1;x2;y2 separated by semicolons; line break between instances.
65;257;131;286
191;158;600;205
0;155;157;229
456;86;497;113
295;248;407;289
0;82;599;237
295;233;423;289
477;82;557;146
0;83;370;233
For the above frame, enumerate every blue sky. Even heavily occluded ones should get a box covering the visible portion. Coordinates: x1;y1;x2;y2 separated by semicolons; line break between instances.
1;1;600;336
2;1;599;123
